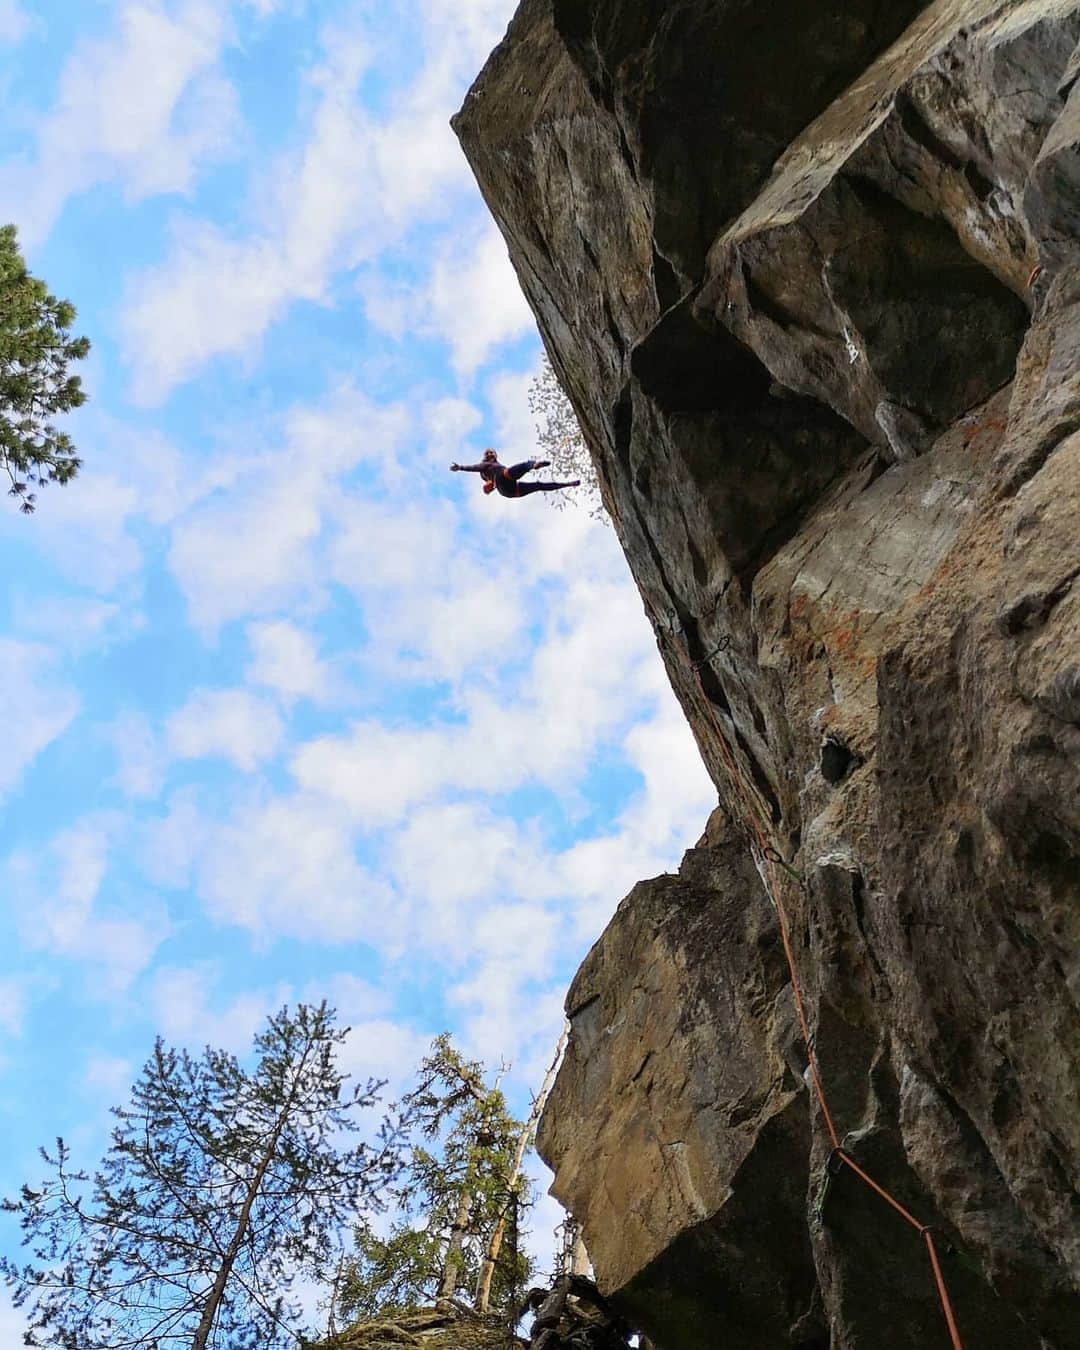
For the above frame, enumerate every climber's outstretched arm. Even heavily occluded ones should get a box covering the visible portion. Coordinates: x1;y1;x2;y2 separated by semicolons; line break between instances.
450;461;486;473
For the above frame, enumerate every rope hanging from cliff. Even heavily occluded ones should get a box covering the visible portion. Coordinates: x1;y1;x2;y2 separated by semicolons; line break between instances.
677;632;966;1350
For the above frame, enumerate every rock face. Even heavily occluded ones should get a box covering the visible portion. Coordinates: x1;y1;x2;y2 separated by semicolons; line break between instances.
454;3;1080;1347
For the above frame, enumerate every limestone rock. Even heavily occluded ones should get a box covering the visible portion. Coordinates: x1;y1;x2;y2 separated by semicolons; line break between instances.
456;2;1080;1346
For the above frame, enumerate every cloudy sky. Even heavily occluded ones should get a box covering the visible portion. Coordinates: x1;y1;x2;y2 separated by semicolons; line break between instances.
0;0;714;1327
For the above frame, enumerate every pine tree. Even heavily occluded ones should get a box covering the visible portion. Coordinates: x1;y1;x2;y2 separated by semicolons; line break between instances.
339;1221;444;1319
0;224;90;513
339;1035;533;1322
2;1003;405;1349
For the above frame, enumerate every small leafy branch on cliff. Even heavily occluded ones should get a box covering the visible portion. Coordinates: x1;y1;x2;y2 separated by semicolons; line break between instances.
0;224;91;513
528;356;605;522
2;1002;406;1349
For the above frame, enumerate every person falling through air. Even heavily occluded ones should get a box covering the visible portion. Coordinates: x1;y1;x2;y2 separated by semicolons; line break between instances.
450;447;580;499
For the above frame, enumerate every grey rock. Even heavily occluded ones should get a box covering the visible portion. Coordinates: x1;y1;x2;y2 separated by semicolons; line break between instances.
456;2;1080;1346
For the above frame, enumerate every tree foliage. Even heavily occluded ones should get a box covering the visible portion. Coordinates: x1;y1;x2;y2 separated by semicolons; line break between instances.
2;1003;404;1349
0;224;91;513
528;356;605;521
339;1222;444;1321
339;1035;532;1323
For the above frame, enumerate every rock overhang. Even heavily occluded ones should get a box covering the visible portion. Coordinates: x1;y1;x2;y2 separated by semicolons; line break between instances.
455;2;1080;1345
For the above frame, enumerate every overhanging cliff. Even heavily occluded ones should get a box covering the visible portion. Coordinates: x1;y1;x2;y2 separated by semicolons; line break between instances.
454;3;1080;1346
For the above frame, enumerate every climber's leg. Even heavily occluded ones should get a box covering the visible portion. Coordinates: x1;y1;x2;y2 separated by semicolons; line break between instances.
512;479;580;496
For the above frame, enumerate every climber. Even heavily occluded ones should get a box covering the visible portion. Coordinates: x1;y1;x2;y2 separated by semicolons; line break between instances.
450;447;580;499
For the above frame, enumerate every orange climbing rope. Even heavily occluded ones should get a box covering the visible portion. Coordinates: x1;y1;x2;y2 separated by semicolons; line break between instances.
679;634;965;1350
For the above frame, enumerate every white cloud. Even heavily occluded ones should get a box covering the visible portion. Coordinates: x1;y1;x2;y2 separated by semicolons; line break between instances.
191;791;393;944
410;873;569;1074
0;0;28;44
82;1053;135;1099
147;359;711;999
619;691;719;849
148;964;287;1051
167;384;410;633
364;770;558;981
0;0;241;244
3;415;205;596
11;593;127;652
120;19;379;402
336;1018;430;1095
552;684;715;938
449;902;558;1001
146;966;415;1094
304;972;390;1024
0;977;27;1035
0;1292;28;1345
421;395;484;469
169;468;326;632
294;558;663;827
0;640;80;801
453;967;565;1078
9;819;169;993
329;495;458;595
387;803;531;910
328;491;529;682
124;227;291;404
167;688;285;770
246;620;329;701
19;471;143;591
382;803;557;966
487;363;541;458
363;222;534;378
147;964;418;1093
291;721;448;829
120;3;519;402
137;789;206;890
107;710;166;798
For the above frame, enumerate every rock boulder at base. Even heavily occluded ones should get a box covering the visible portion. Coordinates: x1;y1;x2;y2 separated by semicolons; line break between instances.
316;1304;519;1350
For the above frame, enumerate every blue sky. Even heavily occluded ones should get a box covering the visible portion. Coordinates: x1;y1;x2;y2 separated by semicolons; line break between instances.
0;0;714;1327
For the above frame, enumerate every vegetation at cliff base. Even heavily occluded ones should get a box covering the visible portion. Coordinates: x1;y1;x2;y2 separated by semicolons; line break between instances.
0;223;90;513
2;1014;570;1348
338;1034;533;1326
2;1003;405;1350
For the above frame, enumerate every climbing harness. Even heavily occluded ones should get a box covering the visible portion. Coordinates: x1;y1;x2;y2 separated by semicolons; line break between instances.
672;616;967;1350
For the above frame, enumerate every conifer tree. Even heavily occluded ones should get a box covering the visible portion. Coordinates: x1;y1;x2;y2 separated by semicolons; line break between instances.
0;224;90;513
340;1035;532;1321
2;1003;404;1349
